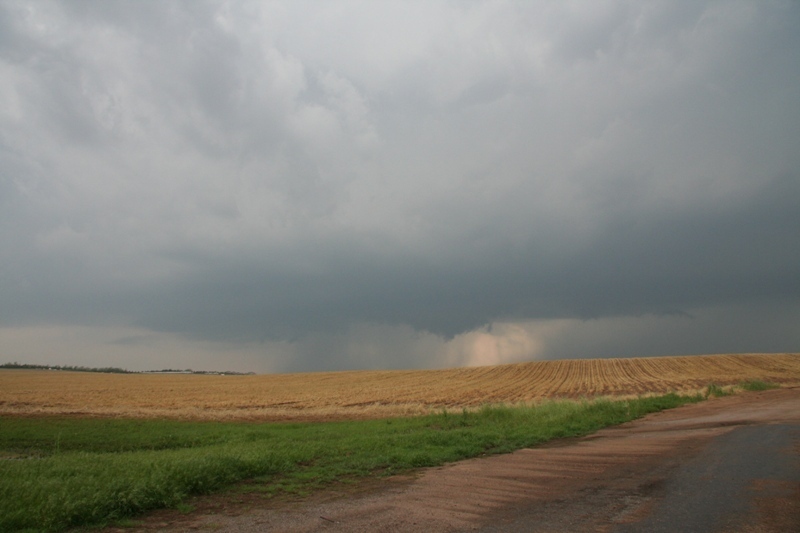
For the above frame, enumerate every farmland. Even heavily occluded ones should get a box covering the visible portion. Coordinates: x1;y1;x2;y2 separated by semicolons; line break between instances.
2;353;798;421
2;353;799;532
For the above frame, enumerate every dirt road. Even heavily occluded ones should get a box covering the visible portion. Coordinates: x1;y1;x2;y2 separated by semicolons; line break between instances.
112;388;800;532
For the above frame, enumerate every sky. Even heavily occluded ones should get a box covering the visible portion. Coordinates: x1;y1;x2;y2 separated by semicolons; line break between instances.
1;0;798;374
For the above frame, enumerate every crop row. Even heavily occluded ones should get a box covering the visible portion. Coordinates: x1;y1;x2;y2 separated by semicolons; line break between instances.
1;353;798;421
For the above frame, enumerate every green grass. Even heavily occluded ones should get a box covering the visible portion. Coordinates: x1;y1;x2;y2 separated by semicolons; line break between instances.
704;383;735;398
0;393;702;532
739;379;780;391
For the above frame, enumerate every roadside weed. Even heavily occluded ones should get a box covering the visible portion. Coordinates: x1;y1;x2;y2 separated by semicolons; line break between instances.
739;379;779;391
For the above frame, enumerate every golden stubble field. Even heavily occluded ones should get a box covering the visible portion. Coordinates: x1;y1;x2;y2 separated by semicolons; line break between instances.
1;353;799;422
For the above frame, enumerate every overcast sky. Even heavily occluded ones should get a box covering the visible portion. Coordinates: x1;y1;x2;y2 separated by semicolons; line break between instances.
1;0;798;373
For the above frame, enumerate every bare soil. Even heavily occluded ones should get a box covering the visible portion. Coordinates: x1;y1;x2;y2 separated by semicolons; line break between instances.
102;388;800;532
8;354;800;422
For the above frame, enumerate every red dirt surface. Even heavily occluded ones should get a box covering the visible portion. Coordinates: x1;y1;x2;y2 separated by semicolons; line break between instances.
103;387;800;532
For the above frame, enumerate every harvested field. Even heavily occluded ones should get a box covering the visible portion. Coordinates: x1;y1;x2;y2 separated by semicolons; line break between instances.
1;353;799;421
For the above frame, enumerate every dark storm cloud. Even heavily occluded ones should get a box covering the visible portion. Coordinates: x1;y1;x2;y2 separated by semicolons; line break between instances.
125;170;798;344
1;1;798;371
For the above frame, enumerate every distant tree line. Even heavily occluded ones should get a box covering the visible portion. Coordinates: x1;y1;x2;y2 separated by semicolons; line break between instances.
0;362;255;375
0;362;131;373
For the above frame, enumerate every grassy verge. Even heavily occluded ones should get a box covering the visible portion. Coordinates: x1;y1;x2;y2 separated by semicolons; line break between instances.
738;379;780;391
0;393;702;532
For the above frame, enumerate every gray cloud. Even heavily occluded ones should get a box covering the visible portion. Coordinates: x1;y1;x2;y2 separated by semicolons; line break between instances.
1;1;798;371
